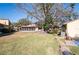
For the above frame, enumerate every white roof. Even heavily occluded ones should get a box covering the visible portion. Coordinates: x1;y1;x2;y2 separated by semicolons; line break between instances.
27;24;36;27
21;24;37;27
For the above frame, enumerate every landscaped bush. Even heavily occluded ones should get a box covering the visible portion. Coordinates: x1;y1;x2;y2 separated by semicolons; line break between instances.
43;22;60;34
47;29;53;34
43;23;49;31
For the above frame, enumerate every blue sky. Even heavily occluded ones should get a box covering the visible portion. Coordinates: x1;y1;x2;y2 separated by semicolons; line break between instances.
0;3;79;23
0;3;33;23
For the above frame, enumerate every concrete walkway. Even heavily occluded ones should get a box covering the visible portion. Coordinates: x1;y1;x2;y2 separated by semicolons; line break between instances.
65;40;77;46
65;40;79;46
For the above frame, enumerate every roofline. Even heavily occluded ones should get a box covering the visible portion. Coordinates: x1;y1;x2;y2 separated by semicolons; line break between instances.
0;18;9;20
21;26;37;27
63;19;79;24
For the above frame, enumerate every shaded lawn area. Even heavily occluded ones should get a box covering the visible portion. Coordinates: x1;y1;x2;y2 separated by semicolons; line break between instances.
69;46;79;55
0;32;59;55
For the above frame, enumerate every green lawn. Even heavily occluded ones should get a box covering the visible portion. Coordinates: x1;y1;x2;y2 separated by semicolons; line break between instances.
69;46;79;55
0;32;59;55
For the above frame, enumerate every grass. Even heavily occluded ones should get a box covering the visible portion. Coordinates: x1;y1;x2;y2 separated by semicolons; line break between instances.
0;32;59;55
69;46;79;55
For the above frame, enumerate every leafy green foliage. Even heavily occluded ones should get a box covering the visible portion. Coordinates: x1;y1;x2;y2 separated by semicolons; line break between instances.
43;23;49;31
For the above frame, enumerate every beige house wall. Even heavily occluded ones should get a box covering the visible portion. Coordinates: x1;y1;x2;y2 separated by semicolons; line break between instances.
35;27;38;31
67;20;79;38
0;20;12;32
0;20;9;25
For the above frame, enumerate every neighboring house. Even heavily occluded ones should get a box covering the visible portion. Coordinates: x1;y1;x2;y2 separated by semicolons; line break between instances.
62;19;79;39
17;24;39;31
0;19;10;25
0;19;12;33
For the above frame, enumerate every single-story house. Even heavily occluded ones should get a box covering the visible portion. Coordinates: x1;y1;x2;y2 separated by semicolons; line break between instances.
17;24;39;31
0;19;12;33
0;19;10;25
62;19;79;39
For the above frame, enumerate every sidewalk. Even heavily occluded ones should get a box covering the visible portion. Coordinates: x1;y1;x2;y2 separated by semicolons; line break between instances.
65;40;77;46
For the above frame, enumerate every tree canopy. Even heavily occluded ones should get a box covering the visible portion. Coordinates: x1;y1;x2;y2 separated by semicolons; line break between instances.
13;18;32;27
16;3;79;33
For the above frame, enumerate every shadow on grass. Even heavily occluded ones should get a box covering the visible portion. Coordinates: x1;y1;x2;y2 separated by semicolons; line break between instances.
62;51;73;55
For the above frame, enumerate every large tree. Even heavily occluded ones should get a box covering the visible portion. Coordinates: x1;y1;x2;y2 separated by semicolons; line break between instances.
16;3;79;33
